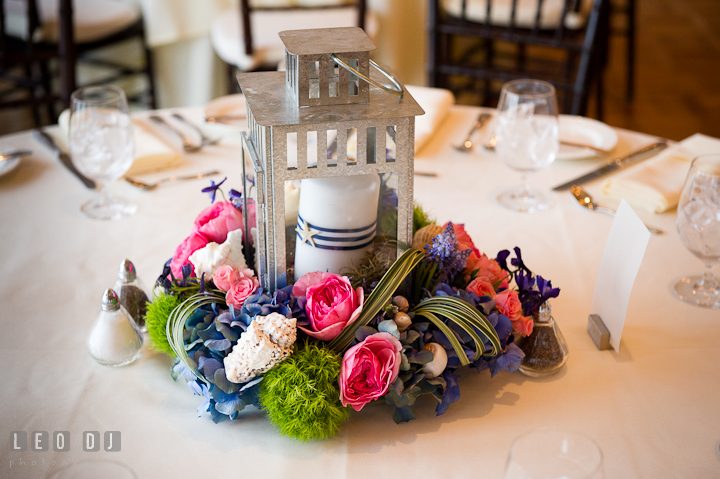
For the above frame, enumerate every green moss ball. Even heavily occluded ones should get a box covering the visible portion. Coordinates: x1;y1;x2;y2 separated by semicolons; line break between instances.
259;342;349;441
145;291;180;356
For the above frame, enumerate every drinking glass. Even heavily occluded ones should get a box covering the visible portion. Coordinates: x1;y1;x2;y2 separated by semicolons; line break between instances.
495;79;559;213
503;428;604;479
69;85;136;220
674;154;720;309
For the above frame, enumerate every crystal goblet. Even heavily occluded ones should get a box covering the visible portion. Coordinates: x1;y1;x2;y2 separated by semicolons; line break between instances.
674;154;720;309
503;428;604;479
69;85;136;220
495;79;559;213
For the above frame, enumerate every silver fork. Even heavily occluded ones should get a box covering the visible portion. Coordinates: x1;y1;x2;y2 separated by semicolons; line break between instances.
485;134;610;155
454;113;493;153
124;170;220;190
172;113;220;146
149;115;202;153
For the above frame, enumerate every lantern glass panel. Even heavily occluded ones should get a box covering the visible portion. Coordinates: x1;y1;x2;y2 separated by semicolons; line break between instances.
290;173;398;283
241;138;265;285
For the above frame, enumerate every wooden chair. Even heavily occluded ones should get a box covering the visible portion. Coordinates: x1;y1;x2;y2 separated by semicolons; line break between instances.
427;0;610;117
210;0;373;93
0;0;156;126
610;0;635;101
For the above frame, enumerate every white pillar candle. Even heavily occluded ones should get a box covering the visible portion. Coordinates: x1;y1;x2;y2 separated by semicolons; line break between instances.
294;174;380;281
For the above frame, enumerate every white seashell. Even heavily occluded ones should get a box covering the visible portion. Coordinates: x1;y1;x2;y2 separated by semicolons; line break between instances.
393;295;409;313
189;229;247;280
224;312;296;384
422;343;448;379
393;312;412;332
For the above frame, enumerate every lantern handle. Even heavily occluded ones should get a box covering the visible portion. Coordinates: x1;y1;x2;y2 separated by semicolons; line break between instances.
331;54;404;97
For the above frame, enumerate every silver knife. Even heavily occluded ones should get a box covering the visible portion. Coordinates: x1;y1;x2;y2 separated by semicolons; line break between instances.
552;141;669;191
33;129;96;189
0;150;32;163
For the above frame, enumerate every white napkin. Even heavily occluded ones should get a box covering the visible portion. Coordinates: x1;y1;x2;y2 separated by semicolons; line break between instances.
344;85;454;159
58;110;184;176
406;85;454;154
601;133;720;213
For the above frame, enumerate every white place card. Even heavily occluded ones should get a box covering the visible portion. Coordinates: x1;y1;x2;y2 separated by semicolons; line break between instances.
590;200;651;352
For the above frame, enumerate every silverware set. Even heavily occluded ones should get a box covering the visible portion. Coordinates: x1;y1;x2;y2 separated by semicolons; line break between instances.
453;113;493;152
571;185;664;235
31;126;221;192
454;112;611;155
149;113;220;153
124;170;221;191
453;112;668;233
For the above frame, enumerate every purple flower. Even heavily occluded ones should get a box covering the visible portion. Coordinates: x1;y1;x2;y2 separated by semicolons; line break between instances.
229;188;243;209
426;223;472;283
201;177;227;203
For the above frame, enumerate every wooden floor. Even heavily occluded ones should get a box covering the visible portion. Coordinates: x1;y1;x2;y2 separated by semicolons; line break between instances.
1;0;719;141
600;0;720;140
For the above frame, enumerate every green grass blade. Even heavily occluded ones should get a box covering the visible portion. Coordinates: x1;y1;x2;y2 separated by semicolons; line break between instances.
413;310;470;366
328;249;425;353
411;296;502;364
166;292;225;382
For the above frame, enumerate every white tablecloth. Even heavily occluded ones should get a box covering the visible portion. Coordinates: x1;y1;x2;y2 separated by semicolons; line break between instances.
0;106;718;479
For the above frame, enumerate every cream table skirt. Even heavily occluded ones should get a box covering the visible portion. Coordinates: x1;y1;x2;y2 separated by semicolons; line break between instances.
0;106;718;479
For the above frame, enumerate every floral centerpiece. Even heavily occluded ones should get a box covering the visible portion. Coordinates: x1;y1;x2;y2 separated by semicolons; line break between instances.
145;180;560;441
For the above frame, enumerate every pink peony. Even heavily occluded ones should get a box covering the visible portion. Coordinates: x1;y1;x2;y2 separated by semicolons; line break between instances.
495;289;533;336
466;276;496;298
194;201;244;244
293;272;363;341
225;269;259;309
339;332;402;411
170;232;209;279
213;265;241;291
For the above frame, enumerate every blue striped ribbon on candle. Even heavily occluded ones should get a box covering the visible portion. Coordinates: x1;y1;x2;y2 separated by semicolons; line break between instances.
296;215;376;251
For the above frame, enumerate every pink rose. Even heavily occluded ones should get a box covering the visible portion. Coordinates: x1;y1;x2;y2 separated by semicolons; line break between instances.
467;253;510;289
225;269;259;309
170;232;209;278
293;272;363;341
213;265;241;291
466;276;496;298
339;332;402;411
495;289;533;336
194;201;244;244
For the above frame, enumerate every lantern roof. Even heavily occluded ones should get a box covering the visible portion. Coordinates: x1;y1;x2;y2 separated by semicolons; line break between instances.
279;27;376;56
237;71;425;127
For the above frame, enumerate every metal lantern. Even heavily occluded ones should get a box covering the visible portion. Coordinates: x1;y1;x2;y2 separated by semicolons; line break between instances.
239;27;424;293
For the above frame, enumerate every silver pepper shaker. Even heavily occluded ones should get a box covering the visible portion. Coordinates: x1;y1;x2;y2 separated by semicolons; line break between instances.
87;289;143;367
113;259;150;332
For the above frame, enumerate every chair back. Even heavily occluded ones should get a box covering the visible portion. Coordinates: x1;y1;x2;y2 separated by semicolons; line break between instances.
0;0;76;108
240;0;366;56
428;0;609;115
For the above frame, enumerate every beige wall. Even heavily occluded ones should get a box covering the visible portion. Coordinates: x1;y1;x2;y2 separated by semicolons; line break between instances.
369;0;428;86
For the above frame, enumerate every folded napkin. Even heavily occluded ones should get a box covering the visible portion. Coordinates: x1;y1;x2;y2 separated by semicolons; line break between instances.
344;85;454;158
58;110;184;176
601;133;720;213
407;85;454;154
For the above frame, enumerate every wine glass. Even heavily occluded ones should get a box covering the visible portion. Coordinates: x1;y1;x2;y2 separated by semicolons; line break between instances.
69;85;136;220
503;428;604;479
494;79;559;213
674;154;720;309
